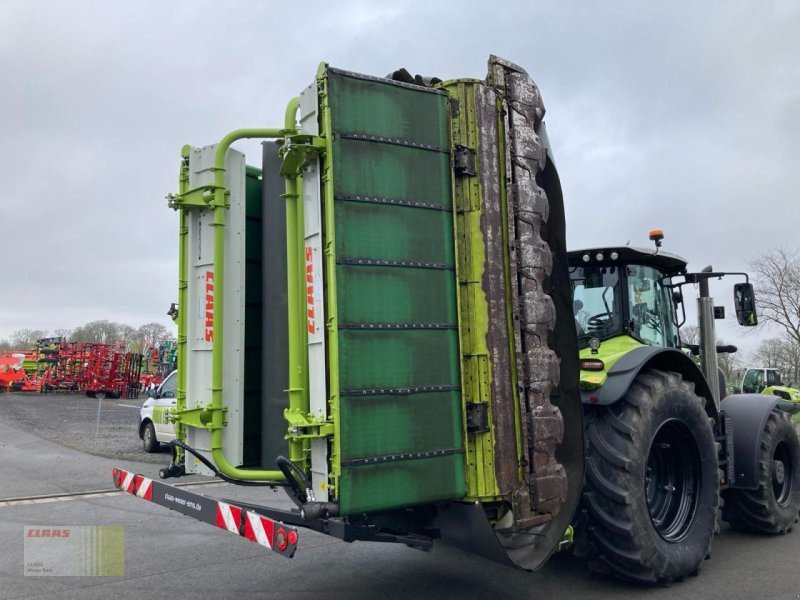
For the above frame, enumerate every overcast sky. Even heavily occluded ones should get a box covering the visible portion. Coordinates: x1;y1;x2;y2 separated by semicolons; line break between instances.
1;1;797;356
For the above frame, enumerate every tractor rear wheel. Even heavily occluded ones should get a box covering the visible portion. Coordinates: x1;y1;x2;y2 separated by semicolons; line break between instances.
722;409;800;533
580;369;719;583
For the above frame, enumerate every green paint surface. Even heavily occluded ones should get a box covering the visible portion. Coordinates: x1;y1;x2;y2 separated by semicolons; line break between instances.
326;69;464;514
336;266;456;324
340;391;462;460
333;139;451;206
338;330;460;391
578;335;643;390
763;385;800;402
335;201;454;263
328;73;449;148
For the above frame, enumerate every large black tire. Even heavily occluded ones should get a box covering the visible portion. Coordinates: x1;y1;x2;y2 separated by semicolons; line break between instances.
722;409;800;533
142;422;159;453
580;369;719;583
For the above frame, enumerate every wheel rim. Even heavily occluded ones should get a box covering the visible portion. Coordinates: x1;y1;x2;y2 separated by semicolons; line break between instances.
144;428;152;446
645;419;701;542
772;441;793;506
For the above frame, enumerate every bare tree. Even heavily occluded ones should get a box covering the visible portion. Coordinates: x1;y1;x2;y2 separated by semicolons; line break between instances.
751;338;789;369
71;320;121;344
136;322;170;348
116;323;136;343
679;325;699;346
750;336;800;387
679;324;742;388
749;247;800;346
717;339;742;387
52;328;72;341
11;329;48;348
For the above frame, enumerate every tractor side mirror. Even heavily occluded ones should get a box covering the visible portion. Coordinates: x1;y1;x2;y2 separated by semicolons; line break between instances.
733;283;758;327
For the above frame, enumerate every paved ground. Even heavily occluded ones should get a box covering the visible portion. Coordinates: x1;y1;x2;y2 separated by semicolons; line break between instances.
0;391;169;464
2;396;800;599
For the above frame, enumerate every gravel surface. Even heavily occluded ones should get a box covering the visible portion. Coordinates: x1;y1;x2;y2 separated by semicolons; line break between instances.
0;391;171;464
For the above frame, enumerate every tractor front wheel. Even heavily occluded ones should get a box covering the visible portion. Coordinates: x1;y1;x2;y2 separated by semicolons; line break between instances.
580;369;719;583
722;409;800;533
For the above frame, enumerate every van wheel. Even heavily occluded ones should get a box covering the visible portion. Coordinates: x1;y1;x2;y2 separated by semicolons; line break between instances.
142;423;159;453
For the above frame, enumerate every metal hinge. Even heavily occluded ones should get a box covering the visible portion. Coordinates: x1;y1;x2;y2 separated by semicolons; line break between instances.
284;408;334;440
466;402;489;434
279;134;326;177
453;144;476;177
171;404;228;431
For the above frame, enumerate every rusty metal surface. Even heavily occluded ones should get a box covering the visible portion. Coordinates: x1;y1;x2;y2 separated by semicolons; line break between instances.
474;84;519;495
487;56;567;519
480;56;581;571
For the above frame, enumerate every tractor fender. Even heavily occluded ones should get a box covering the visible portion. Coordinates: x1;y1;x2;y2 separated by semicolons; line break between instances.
720;393;781;490
581;346;718;421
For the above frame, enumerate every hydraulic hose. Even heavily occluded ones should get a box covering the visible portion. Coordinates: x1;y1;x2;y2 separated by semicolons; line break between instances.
170;440;287;487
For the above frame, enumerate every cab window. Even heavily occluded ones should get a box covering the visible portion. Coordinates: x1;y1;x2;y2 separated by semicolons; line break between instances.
742;369;764;394
766;370;782;387
570;265;622;341
626;265;676;347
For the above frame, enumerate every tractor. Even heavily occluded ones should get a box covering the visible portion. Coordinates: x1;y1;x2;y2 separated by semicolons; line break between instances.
740;367;800;402
568;235;800;580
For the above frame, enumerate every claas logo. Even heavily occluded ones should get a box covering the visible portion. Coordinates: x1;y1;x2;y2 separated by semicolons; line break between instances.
306;247;315;335
205;271;214;342
27;529;70;538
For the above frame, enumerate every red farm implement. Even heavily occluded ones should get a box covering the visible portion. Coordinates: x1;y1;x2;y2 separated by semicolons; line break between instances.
0;355;27;391
6;338;144;398
84;343;142;399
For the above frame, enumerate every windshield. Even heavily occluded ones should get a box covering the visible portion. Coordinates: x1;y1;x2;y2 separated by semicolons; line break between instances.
626;265;677;347
742;369;765;393
570;262;678;348
570;265;622;342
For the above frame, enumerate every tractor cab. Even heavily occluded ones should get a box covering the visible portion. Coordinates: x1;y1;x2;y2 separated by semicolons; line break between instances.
742;367;784;394
741;367;800;402
568;246;687;390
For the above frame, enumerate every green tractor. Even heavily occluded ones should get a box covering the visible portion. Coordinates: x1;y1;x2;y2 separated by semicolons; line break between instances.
568;234;800;580
740;367;800;402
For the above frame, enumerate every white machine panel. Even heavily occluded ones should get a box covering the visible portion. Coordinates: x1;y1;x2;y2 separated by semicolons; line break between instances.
300;82;329;501
184;145;246;475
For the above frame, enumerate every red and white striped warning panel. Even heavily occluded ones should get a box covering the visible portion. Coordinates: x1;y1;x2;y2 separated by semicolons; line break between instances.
216;501;242;534
111;468;298;558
